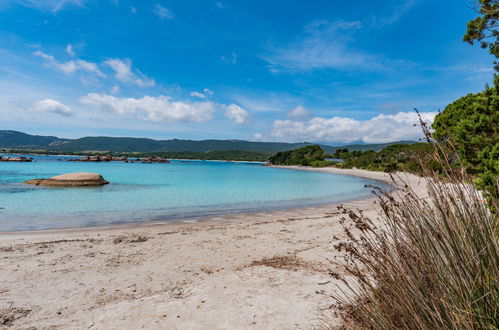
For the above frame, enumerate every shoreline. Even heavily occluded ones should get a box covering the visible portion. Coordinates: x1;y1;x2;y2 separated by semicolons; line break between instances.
0;167;425;329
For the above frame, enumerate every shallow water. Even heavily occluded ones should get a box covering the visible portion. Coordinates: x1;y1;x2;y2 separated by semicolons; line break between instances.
0;155;385;231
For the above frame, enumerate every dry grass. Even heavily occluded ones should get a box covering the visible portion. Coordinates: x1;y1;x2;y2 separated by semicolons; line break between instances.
328;120;498;329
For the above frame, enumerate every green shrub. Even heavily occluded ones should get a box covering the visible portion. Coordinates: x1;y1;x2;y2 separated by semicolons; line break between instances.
310;160;336;167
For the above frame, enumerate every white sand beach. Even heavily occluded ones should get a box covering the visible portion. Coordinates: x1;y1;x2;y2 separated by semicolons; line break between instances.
0;167;426;329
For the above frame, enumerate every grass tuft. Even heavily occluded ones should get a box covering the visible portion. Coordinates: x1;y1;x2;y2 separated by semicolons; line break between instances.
329;116;498;329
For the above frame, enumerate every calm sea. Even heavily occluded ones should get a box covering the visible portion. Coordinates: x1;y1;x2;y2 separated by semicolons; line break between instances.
0;155;385;231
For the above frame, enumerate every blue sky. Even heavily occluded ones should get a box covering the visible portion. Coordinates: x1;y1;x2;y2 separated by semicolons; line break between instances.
0;0;495;144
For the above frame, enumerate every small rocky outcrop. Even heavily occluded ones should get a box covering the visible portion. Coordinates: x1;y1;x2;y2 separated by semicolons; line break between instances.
141;157;170;163
23;172;109;187
67;155;115;162
0;156;33;162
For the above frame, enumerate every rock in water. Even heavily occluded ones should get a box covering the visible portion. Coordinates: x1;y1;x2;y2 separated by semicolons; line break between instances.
23;172;109;187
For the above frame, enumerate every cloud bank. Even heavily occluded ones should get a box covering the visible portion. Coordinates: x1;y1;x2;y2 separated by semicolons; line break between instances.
80;93;215;123
270;111;437;143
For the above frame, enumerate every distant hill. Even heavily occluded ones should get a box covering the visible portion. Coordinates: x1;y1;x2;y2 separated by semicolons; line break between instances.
0;130;416;154
0;130;69;150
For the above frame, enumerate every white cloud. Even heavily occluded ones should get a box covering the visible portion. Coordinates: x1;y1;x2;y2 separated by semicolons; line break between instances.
110;85;120;94
270;111;437;143
154;4;173;20
286;106;310;120
190;91;206;98
80;93;215;123
263;20;395;72
252;133;264;141
65;44;75;57
104;58;155;87
33;50;105;77
75;60;102;75
225;104;250;124
190;88;214;99
31;99;72;116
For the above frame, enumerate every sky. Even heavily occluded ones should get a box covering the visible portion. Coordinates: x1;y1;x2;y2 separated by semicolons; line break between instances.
0;0;496;144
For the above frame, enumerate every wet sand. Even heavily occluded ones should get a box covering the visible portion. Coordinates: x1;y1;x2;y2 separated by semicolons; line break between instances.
0;167;425;329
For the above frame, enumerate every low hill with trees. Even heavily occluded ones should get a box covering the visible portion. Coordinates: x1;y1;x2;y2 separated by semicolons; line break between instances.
268;145;326;166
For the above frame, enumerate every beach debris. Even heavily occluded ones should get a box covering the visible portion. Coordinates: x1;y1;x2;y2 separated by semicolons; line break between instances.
23;172;109;187
112;235;148;244
0;156;33;162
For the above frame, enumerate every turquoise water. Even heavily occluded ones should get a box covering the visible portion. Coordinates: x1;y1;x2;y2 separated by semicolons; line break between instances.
0;155;384;231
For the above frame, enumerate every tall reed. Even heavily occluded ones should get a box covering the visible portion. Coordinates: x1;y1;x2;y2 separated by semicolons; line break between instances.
329;119;498;329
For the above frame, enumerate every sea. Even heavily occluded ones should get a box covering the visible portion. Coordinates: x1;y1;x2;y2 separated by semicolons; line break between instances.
0;155;386;231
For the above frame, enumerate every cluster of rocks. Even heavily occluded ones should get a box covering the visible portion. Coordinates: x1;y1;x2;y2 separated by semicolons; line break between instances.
68;155;129;162
0;156;33;162
67;155;170;163
23;172;109;187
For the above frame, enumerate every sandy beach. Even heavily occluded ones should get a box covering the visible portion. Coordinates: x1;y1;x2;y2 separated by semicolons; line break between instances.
0;167;425;329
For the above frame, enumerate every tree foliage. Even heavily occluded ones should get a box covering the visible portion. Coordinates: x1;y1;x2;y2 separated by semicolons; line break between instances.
463;0;499;71
268;145;325;166
336;143;434;173
432;75;499;201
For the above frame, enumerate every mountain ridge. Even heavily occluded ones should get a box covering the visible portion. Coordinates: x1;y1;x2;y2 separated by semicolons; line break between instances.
0;130;417;154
